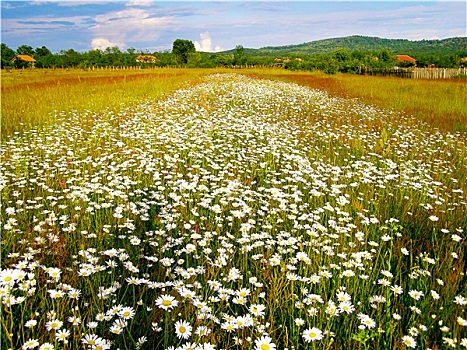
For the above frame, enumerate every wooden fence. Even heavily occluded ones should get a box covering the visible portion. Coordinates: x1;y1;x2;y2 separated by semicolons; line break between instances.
360;67;467;79
412;67;467;79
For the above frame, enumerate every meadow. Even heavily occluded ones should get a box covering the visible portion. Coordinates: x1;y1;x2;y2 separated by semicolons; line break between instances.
1;69;466;350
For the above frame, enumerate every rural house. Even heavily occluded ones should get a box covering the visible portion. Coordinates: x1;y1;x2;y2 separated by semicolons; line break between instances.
135;55;157;63
396;55;416;65
10;54;36;67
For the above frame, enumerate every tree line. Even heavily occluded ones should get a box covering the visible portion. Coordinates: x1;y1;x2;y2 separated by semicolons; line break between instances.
2;39;465;74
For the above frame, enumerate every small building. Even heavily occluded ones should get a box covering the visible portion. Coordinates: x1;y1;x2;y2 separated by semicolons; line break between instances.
396;55;416;64
135;55;156;63
11;55;36;67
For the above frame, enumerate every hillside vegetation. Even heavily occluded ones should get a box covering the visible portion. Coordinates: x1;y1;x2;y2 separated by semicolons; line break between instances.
253;36;467;55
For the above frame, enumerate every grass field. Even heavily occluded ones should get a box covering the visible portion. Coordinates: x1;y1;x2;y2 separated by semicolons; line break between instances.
1;68;218;138
246;69;467;133
1;69;466;350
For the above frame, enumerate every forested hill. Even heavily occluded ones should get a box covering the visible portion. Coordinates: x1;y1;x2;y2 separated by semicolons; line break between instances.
233;36;467;55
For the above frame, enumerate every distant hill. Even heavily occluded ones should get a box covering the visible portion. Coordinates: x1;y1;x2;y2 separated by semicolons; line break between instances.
224;36;467;55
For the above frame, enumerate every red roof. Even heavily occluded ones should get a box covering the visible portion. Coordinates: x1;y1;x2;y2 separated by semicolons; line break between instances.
396;55;416;63
11;55;36;63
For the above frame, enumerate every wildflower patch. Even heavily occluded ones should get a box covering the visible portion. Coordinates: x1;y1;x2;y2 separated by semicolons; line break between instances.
1;74;466;349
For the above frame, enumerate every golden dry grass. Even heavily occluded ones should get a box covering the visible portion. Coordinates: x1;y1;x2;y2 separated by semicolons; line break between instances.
1;68;222;138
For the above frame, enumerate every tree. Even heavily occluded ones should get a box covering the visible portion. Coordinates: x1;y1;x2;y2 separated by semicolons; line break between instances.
16;45;34;56
34;45;52;57
172;39;195;64
34;46;54;68
333;48;350;62
233;45;246;66
1;43;16;68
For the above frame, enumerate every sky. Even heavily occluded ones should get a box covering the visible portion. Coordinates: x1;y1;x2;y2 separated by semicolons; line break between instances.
1;1;466;53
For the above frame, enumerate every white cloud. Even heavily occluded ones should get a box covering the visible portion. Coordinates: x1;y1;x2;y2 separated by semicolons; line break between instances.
91;37;124;50
194;32;223;52
126;0;154;7
90;8;174;49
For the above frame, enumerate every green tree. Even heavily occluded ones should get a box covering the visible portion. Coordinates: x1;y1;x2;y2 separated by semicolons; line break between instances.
172;39;195;64
83;49;103;67
233;45;246;66
1;43;16;68
333;48;350;62
16;44;34;56
34;46;54;68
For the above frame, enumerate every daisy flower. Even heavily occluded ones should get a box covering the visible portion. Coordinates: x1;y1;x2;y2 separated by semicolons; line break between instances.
408;290;424;301
174;319;192;339
338;301;355;314
39;343;54;350
155;294;179;310
118;306;135;319
46;267;62;280
45;319;63;331
22;339;39;349
391;285;403;295
92;339;112;350
179;343;198;350
295;318;305;326
0;269;20;286
336;291;351;302
55;329;70;342
81;334;101;346
359;315;376;329
196;326;211;337
255;335;276;350
249;303;266;317
25;319;37;328
402;335;417;348
302;327;323;342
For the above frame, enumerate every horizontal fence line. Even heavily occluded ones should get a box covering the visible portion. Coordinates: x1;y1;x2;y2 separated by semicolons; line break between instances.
360;67;467;79
8;65;467;79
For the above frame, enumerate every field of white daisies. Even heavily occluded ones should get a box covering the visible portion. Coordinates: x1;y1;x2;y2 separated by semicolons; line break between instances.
1;73;466;350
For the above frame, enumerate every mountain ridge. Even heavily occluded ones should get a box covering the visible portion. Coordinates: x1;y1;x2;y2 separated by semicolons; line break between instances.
223;35;467;55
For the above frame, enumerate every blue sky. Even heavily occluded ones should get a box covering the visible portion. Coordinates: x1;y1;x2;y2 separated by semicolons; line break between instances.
1;1;466;53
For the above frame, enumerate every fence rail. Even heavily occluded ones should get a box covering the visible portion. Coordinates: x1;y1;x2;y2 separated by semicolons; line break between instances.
360;67;467;79
412;67;466;79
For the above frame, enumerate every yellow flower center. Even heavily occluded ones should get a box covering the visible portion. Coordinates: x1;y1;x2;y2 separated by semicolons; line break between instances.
179;326;186;333
310;332;317;338
4;276;12;282
162;300;171;306
261;345;270;350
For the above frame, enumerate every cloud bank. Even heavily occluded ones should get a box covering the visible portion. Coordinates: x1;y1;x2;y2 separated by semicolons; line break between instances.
194;32;223;52
91;37;123;50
